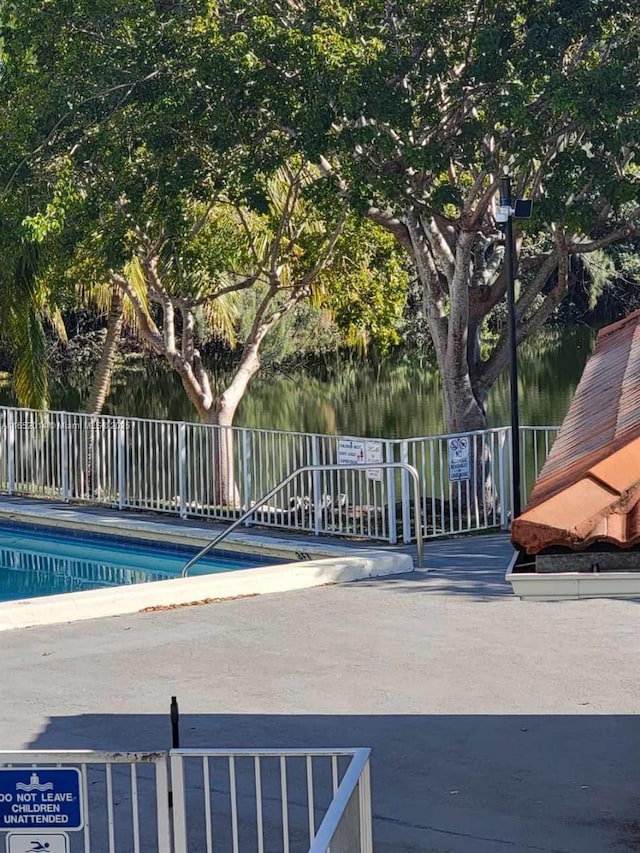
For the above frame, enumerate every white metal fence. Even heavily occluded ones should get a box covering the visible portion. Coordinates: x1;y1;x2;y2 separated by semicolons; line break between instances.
171;749;372;853
0;748;372;853
0;750;171;852
0;406;559;544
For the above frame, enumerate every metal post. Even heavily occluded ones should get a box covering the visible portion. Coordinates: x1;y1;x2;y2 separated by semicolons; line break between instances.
169;752;188;853
498;429;509;529
170;696;180;748
7;408;15;494
178;423;187;519
385;441;397;544
118;418;126;510
61;412;69;501
242;429;252;525
501;168;521;519
312;436;322;536
399;441;411;544
358;759;373;853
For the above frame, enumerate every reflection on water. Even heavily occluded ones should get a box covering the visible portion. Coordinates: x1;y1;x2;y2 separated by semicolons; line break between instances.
1;327;595;438
0;526;279;602
0;542;166;601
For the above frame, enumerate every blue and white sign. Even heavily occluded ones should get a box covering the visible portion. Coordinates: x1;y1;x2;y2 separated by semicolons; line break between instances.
0;769;83;831
448;436;471;482
6;832;69;853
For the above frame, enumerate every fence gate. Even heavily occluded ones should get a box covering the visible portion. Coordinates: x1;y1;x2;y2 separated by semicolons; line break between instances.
170;748;373;853
0;748;373;853
0;751;171;853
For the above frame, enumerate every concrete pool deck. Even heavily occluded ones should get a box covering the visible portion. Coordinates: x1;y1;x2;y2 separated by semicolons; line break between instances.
1;528;639;853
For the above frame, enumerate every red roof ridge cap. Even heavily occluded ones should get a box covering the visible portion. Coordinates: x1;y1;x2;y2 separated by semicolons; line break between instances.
586;470;624;498
596;309;640;342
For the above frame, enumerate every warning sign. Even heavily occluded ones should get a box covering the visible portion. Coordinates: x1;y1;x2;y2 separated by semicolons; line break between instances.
337;439;384;481
448;436;471;482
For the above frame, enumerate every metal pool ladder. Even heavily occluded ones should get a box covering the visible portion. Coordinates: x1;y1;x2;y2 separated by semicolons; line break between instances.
181;462;424;576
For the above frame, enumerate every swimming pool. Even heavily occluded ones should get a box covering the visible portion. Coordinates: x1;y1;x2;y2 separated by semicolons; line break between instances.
0;522;281;603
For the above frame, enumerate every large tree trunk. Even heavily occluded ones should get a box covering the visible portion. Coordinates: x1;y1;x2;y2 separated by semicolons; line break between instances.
438;345;497;523
182;342;263;511
204;394;242;510
441;369;488;434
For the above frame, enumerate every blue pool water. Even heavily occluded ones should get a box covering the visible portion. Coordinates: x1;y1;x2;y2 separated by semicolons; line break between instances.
0;522;281;602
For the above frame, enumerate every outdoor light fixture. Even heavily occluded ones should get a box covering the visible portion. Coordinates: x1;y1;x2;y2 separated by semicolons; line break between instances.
498;167;532;521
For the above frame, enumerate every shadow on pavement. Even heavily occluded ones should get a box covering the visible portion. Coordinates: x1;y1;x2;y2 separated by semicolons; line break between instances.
26;712;640;853
358;533;516;601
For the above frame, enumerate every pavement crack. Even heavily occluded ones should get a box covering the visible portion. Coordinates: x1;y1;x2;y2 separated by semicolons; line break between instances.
373;812;573;853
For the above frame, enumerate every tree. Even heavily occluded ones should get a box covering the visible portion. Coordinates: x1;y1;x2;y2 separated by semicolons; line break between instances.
224;0;640;433
1;0;413;508
103;163;346;503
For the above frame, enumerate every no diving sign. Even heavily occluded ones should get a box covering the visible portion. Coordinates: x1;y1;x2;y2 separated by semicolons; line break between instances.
0;769;82;832
448;436;471;482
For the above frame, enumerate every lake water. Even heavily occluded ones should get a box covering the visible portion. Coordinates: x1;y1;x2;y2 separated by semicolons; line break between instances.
1;327;595;438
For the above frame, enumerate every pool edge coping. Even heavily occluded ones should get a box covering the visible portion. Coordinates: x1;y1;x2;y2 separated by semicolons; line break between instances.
0;499;360;560
0;499;414;632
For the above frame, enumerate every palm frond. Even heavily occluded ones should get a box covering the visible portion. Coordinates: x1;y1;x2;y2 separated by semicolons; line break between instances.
200;290;241;346
124;255;153;326
45;305;68;343
5;244;49;408
9;303;48;408
578;249;617;310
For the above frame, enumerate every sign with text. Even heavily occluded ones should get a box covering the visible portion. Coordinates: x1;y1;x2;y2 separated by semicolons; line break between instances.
364;440;384;482
447;436;471;482
337;439;384;481
6;832;69;853
337;438;365;466
0;770;83;832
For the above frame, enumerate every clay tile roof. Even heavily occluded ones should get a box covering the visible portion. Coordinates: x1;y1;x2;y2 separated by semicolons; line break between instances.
512;309;640;554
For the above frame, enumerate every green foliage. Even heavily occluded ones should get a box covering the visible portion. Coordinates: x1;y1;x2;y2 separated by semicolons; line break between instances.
314;218;408;353
0;244;49;408
3;0;639;424
223;0;640;228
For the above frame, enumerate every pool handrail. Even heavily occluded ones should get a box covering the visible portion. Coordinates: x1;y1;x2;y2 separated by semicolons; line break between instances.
181;462;424;576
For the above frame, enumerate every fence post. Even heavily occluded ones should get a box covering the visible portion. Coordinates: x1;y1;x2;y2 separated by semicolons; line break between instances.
61;412;69;501
178;423;187;519
169;753;188;853
400;440;412;544
498;428;508;528
7;408;15;495
358;759;374;853
242;429;252;526
155;756;173;853
520;425;527;507
118;418;126;510
385;441;397;544
312;435;322;535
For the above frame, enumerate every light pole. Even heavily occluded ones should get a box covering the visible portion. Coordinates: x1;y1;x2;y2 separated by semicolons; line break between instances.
496;167;531;521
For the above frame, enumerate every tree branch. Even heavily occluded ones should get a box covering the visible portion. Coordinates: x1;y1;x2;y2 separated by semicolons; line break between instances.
366;208;413;253
406;212;448;360
568;224;638;254
109;270;164;353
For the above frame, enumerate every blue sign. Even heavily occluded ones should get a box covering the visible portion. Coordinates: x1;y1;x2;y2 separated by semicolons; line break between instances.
0;769;83;831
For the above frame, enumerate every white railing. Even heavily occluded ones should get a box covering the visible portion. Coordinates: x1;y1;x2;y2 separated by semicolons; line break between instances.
170;748;373;853
0;750;171;852
0;748;373;853
0;405;560;544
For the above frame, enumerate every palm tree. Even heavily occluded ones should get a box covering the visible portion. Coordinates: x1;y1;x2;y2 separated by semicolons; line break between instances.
0;241;67;410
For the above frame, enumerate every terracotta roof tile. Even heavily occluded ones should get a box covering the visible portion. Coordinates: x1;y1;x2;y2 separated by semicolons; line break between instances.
512;310;640;554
